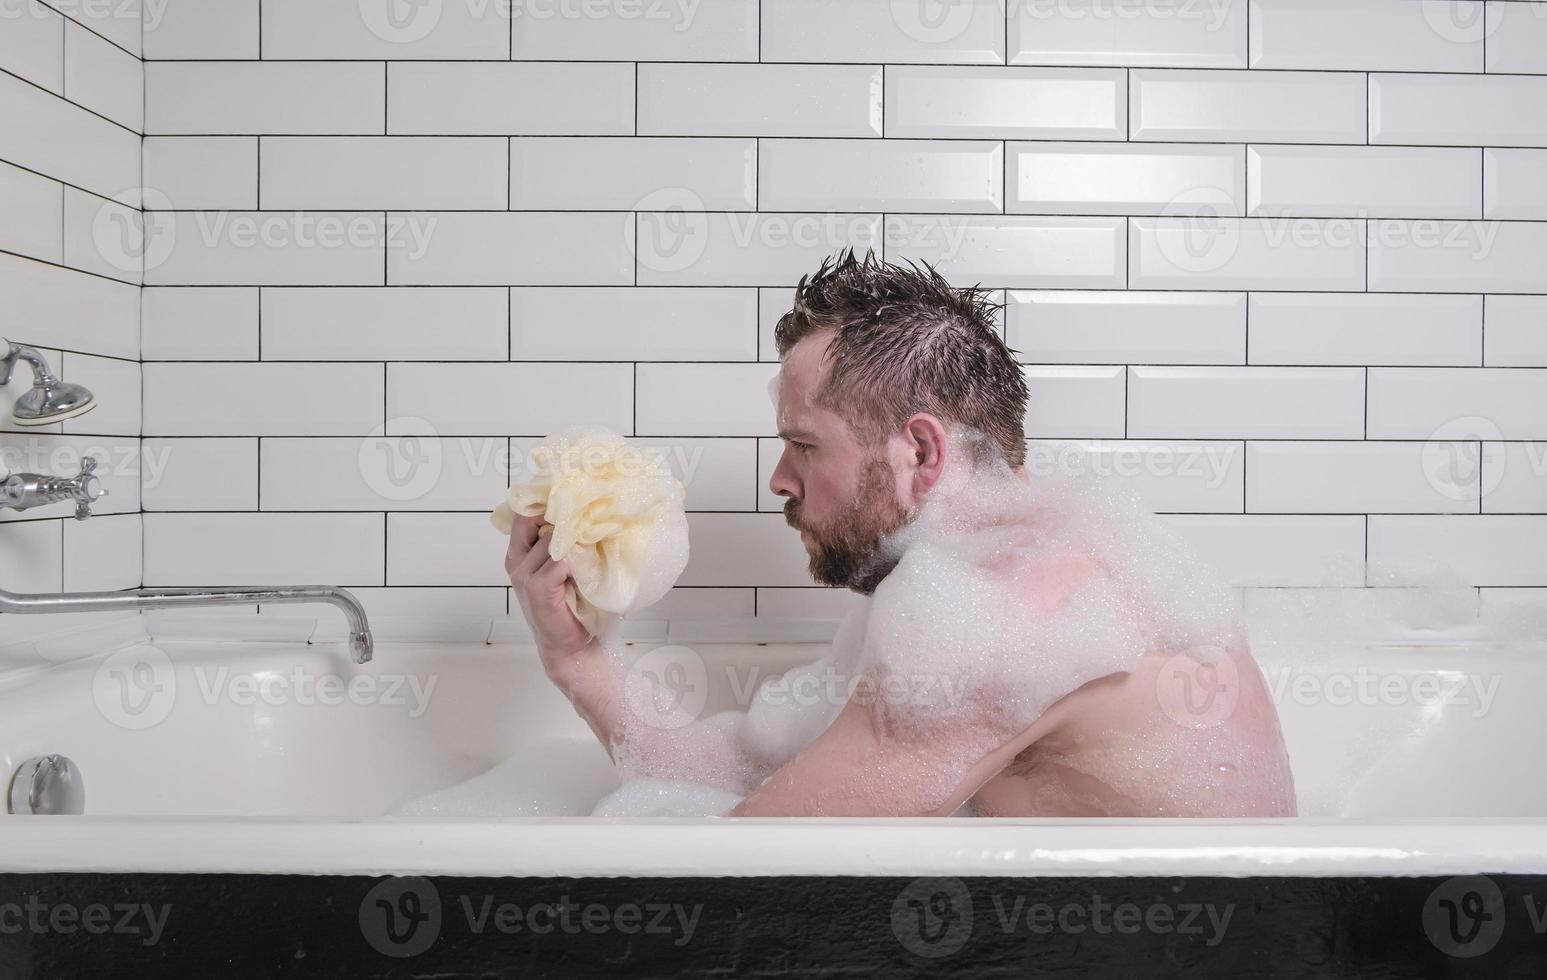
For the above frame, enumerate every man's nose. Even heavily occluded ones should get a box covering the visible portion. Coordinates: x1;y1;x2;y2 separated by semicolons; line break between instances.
768;448;798;499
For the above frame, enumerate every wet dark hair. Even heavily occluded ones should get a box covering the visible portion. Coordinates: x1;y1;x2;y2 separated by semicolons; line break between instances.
773;248;1028;467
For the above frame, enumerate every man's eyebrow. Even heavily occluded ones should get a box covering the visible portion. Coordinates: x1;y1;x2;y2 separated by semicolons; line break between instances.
778;428;816;441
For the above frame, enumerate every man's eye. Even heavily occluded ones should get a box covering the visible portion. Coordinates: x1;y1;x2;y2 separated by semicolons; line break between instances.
791;441;813;452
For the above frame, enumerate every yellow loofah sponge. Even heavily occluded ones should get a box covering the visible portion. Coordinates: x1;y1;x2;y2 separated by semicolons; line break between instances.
492;426;691;637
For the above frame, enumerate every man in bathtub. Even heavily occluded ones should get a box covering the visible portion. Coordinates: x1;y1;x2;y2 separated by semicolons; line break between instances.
507;250;1296;818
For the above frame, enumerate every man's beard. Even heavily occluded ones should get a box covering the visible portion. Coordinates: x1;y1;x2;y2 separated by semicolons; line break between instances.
785;456;915;596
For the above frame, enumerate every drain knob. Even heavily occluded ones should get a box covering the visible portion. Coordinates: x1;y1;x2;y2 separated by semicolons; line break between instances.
9;755;84;815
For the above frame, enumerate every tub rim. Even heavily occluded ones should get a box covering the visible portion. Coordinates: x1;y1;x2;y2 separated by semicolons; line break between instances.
1;816;1544;877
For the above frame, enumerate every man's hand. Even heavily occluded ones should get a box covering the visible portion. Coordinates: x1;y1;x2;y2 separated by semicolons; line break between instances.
505;511;593;676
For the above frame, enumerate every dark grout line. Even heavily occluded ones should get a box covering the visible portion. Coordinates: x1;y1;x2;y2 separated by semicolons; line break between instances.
0;64;140;139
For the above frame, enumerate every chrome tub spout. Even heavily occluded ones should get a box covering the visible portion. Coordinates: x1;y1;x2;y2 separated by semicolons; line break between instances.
0;585;374;664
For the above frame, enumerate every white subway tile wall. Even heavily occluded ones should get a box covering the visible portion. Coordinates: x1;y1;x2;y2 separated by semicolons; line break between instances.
0;0;143;623
3;0;1545;638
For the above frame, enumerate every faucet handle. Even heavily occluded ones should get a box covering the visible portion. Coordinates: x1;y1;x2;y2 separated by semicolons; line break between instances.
70;455;107;521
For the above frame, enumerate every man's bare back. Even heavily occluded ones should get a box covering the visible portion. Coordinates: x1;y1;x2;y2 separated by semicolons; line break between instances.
856;518;1298;820
970;640;1297;817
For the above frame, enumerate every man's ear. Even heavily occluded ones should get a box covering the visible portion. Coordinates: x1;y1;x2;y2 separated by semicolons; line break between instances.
900;413;949;500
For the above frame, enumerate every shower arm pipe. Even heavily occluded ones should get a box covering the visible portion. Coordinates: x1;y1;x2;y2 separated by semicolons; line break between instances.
0;585;374;664
0;338;57;388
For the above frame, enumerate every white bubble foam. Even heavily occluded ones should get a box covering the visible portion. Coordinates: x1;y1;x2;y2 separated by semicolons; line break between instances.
853;433;1246;801
590;778;743;818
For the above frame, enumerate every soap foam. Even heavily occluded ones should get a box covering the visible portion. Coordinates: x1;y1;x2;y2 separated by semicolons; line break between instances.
850;430;1246;803
590;778;742;818
593;600;874;814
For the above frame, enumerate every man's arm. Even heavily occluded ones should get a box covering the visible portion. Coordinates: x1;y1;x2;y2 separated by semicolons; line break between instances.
729;695;1021;817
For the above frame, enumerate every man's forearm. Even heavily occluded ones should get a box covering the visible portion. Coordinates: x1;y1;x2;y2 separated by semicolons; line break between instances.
540;637;625;753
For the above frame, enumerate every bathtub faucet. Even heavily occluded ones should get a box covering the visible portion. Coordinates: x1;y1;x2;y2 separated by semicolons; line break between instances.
1;454;108;520
0;585;374;664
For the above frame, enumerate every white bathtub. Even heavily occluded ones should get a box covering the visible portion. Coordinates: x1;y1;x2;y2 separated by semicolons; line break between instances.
1;634;1544;878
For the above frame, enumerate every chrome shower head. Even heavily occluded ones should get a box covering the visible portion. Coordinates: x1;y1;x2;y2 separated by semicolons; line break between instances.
0;338;96;426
